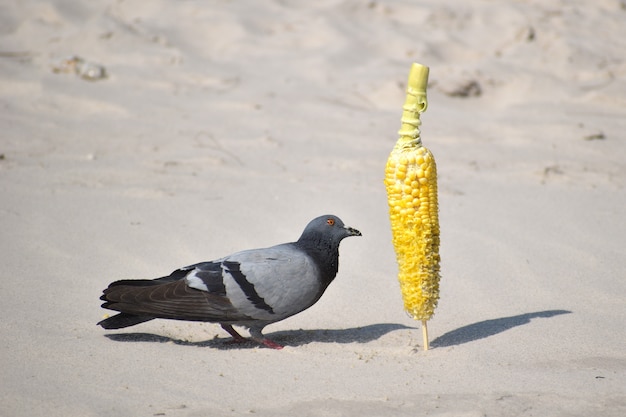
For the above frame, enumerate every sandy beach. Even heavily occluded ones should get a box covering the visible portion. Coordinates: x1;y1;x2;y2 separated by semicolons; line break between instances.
1;0;625;416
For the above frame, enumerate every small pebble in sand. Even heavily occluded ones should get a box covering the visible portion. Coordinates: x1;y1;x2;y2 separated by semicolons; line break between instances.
52;55;107;81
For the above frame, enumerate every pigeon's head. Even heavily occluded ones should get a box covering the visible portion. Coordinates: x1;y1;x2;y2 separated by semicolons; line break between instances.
297;215;361;285
298;215;362;247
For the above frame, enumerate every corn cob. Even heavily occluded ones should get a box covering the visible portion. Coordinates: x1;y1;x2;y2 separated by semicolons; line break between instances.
384;63;440;350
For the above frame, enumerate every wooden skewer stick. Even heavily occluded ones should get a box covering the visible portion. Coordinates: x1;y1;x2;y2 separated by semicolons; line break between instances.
422;320;429;351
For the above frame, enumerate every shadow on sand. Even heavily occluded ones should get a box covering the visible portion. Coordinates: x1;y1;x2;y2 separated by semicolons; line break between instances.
104;322;414;350
104;310;571;349
431;309;572;348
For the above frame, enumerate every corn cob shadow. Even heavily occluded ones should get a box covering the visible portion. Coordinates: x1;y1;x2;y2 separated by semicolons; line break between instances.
104;323;414;349
431;310;571;348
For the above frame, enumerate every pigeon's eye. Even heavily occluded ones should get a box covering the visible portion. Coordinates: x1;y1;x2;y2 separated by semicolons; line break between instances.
326;218;335;226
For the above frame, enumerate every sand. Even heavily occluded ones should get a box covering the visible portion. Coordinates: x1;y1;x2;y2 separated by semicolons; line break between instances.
1;0;625;416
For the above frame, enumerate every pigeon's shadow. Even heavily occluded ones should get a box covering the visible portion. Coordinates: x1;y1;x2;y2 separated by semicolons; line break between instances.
431;309;572;348
104;323;414;350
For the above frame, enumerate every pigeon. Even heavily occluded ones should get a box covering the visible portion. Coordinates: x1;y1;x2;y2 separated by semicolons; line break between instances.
98;215;361;349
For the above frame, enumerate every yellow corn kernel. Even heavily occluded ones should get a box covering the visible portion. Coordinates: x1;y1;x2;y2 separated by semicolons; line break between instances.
384;63;441;348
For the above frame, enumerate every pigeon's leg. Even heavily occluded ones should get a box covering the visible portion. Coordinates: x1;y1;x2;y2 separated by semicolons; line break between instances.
249;327;284;350
220;324;248;344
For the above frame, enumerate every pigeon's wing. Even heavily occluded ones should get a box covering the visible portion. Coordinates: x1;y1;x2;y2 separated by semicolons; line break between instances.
210;244;324;320
101;262;252;323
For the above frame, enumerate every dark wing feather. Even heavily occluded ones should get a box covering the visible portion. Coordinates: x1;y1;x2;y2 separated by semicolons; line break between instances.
100;268;189;295
185;261;227;295
97;312;155;329
101;278;251;323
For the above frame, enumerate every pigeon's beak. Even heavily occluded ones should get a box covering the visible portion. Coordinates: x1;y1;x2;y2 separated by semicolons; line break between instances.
344;226;362;237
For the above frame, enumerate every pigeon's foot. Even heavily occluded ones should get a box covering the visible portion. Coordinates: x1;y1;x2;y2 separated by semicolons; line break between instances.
220;324;282;349
257;338;284;350
248;327;284;349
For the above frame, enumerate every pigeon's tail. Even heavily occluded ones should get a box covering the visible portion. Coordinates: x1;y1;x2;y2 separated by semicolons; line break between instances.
98;312;155;329
98;271;187;329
